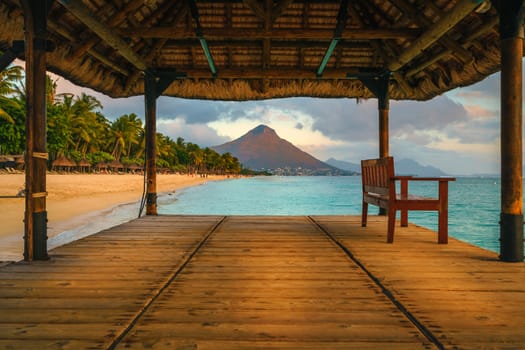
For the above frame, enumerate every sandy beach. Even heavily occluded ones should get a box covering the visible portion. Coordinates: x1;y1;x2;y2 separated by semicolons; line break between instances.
0;173;226;260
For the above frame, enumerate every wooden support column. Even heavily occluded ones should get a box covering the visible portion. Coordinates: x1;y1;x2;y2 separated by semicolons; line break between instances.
361;74;390;215
493;0;524;262
378;92;390;159
20;0;52;261
143;70;184;215
361;74;390;158
144;71;158;215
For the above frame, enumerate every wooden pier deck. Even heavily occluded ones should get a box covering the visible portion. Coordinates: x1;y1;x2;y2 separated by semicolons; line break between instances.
0;215;524;349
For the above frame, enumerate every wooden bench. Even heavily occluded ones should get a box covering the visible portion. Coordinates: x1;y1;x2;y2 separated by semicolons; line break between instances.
361;157;455;244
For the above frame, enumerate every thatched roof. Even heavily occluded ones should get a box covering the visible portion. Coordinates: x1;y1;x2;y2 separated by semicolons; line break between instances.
125;163;143;170
77;159;91;167
0;0;512;101
94;162;108;169
108;160;124;169
52;156;75;167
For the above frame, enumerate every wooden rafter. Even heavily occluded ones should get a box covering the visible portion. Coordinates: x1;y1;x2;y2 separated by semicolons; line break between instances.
387;0;482;72
405;16;498;78
57;0;147;71
120;27;421;40
349;2;392;64
392;0;474;65
177;67;371;79
48;19;131;76
70;0;144;60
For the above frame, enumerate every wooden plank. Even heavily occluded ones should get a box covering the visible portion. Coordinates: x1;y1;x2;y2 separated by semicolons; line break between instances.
0;215;224;348
312;215;525;349
3;215;524;349
117;216;432;349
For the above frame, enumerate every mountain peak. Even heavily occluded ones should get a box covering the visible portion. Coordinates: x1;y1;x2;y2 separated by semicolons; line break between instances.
248;124;276;136
212;125;339;174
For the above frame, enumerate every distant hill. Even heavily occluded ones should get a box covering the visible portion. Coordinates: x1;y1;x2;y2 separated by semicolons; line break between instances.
395;158;448;176
212;125;347;175
326;157;447;176
325;158;360;173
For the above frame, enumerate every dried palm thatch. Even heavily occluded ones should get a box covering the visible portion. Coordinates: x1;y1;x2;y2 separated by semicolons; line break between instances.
77;159;91;173
52;156;76;172
108;160;124;171
0;0;512;101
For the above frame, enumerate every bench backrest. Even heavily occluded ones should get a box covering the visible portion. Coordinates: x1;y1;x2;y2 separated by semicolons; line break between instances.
361;157;395;197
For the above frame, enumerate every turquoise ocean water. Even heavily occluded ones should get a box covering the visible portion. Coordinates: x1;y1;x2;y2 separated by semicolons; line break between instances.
159;176;506;253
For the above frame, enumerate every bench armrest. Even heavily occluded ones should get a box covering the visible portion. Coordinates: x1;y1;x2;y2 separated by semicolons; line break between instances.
392;176;456;182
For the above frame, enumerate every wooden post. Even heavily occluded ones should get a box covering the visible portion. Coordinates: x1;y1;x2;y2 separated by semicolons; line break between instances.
142;70;183;215
360;74;390;158
494;0;524;262
378;95;389;159
20;0;50;261
361;74;390;215
144;70;158;215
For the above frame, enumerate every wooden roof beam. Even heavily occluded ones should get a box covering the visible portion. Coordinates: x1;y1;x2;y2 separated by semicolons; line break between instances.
121;27;421;40
405;16;498;77
47;19;131;76
180;67;377;79
70;0;144;60
392;0;474;65
387;0;484;72
57;0;147;71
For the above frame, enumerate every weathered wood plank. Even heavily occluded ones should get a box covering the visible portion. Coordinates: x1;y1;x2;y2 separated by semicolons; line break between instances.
117;216;432;349
3;215;524;349
312;215;525;349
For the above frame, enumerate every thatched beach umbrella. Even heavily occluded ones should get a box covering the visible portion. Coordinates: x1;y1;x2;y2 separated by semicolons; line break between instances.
94;162;108;173
52;156;75;172
108;160;124;173
125;163;143;174
77;159;91;173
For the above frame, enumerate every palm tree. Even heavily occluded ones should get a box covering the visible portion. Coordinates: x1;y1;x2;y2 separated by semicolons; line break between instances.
72;93;105;156
109;113;144;160
186;142;204;174
0;64;23;124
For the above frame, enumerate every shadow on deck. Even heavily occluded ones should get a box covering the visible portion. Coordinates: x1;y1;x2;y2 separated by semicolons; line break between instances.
0;215;524;349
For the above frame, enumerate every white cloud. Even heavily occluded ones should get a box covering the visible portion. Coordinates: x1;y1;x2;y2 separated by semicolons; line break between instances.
157;117;229;147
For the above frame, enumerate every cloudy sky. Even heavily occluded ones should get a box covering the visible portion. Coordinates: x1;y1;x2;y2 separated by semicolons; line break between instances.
54;65;512;176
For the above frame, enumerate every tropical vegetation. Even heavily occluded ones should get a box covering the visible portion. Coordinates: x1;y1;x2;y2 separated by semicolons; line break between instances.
0;64;248;175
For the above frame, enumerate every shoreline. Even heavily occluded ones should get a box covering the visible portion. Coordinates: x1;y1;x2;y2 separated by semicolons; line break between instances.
0;173;227;261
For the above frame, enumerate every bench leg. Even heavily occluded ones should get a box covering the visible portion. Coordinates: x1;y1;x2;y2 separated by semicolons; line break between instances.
400;209;408;227
438;182;449;244
400;179;408;227
438;209;448;244
387;208;396;243
361;201;368;227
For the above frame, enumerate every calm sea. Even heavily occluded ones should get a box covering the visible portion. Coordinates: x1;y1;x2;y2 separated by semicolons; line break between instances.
159;176;507;253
